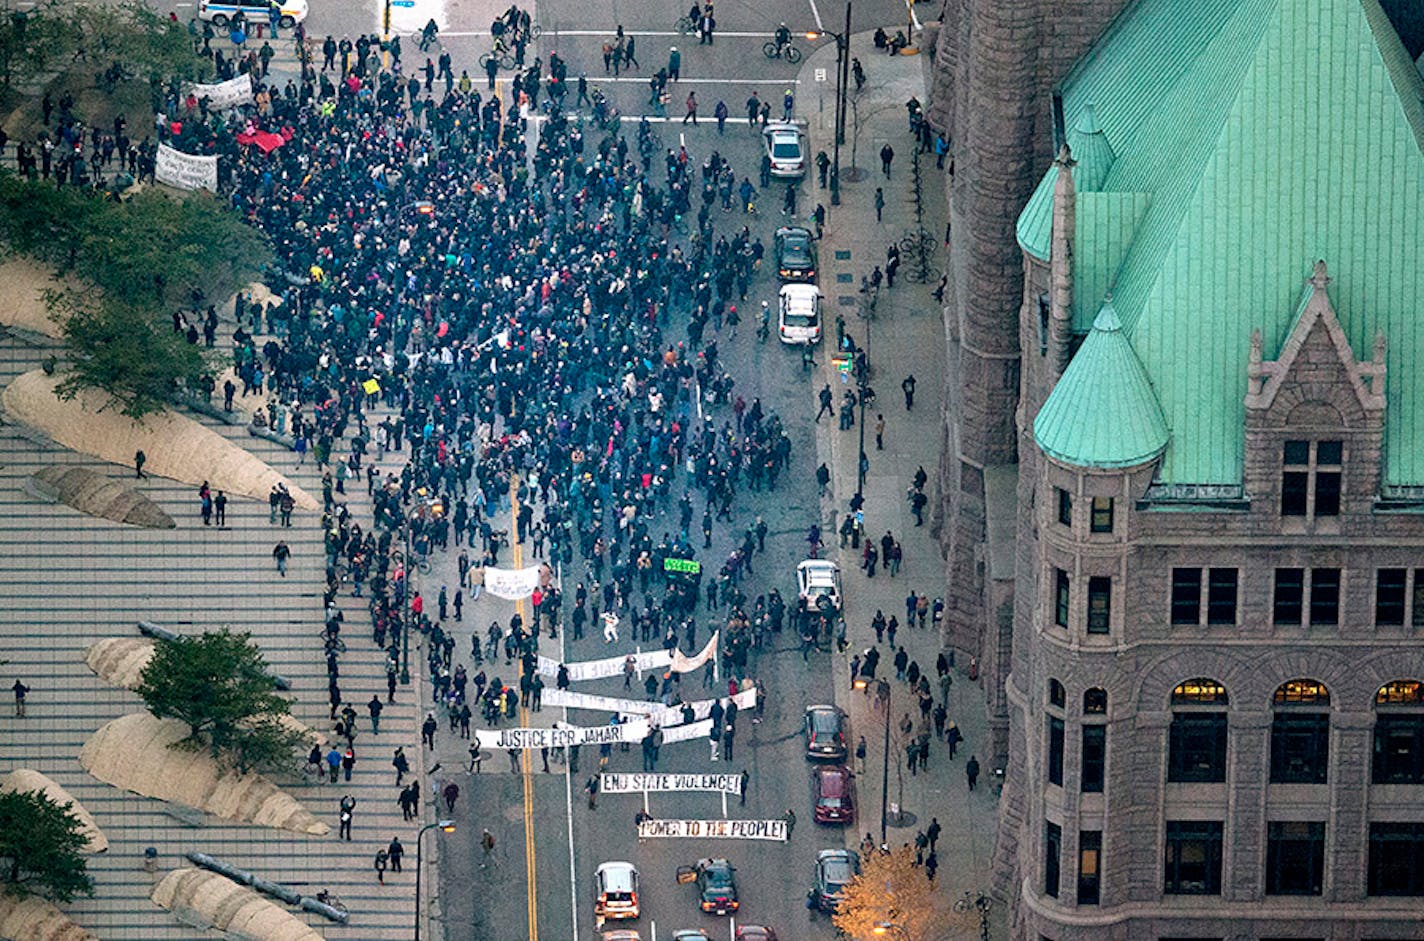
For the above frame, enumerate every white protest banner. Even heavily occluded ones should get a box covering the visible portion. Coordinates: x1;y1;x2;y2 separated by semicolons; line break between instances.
670;631;720;673
474;717;650;751
537;648;671;682
483;565;542;600
659;718;713;744
189;74;253;109
541;685;757;727
155;144;217;192
637;818;787;841
601;773;743;795
536;631;719;682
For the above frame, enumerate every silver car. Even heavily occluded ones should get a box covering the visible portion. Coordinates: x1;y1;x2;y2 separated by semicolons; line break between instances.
763;122;807;178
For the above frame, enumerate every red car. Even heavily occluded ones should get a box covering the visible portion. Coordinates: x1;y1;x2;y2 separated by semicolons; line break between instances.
735;928;779;941
811;765;855;824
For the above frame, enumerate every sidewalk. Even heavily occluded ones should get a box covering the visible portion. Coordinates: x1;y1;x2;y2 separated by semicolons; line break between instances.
799;33;1004;938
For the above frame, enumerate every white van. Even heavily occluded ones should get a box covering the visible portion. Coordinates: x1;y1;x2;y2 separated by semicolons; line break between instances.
595;861;640;920
779;283;823;345
198;0;310;28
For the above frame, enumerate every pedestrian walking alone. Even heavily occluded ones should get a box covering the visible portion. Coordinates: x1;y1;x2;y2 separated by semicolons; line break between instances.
966;754;980;790
584;774;599;809
443;780;460;813
11;680;28;717
683;91;698;124
880;142;894;177
272;541;291;576
374;848;388;883
339;795;355;839
388;837;405;871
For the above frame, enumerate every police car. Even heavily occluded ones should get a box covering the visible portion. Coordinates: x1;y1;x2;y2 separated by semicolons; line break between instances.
197;0;309;28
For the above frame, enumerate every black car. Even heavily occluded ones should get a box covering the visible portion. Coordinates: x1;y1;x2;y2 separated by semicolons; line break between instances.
809;849;859;913
803;704;848;760
774;226;818;283
676;858;740;915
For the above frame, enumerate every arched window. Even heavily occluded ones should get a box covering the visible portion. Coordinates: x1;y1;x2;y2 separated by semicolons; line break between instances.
1271;680;1330;783
1275;679;1330;704
1377;680;1424;705
1169;679;1228;782
1081;688;1108;794
1375;680;1424;784
1172;678;1229;705
1046;679;1066;787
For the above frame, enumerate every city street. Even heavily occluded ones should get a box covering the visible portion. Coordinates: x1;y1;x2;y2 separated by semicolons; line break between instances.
7;0;980;938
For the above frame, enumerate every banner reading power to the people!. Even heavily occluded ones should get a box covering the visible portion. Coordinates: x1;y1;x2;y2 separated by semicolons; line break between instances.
637;818;788;841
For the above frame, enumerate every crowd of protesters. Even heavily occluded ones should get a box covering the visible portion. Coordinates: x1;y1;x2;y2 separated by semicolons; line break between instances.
137;7;835;797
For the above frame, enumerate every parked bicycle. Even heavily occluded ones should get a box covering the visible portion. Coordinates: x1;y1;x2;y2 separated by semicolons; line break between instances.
762;40;802;63
674;14;700;34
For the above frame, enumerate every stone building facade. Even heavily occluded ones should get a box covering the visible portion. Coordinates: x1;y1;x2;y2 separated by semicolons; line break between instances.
924;0;1424;937
925;0;1130;758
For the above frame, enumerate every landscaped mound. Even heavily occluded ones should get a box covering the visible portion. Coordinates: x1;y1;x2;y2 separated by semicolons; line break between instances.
79;713;327;836
0;770;108;853
2;370;316;509
150;869;323;941
28;465;175;528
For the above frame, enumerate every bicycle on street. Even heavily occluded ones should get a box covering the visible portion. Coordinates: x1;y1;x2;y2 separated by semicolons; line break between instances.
762;40;803;63
479;47;517;71
675;14;700;34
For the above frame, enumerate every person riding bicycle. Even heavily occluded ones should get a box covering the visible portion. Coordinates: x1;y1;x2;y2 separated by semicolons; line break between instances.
419;18;439;51
774;22;792;57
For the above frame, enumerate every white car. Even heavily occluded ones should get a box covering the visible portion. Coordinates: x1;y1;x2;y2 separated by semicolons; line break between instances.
595;861;640;920
797;559;841;613
198;0;309;28
763;122;807;178
778;283;823;345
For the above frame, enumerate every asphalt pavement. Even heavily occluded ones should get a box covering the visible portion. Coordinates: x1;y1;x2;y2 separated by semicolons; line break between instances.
145;0;998;936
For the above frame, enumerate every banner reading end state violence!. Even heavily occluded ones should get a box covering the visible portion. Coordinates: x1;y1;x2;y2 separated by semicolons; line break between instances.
637;818;787;841
474;718;650;751
601;772;744;795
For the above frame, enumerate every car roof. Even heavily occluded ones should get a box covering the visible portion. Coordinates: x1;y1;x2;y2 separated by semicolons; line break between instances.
806;704;840;716
597;861;636;873
780;283;821;302
737;929;775;941
798;559;838;575
764;121;800;133
776;225;812;240
818;848;855;862
816;765;851;789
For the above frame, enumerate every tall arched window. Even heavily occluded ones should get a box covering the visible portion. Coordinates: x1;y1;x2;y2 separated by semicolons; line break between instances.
1081;688;1108;794
1375;680;1424;784
1169;679;1228;782
1271;679;1330;784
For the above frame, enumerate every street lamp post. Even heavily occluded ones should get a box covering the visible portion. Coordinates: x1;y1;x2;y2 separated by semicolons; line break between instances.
808;2;852;207
414;819;456;941
855;675;893;846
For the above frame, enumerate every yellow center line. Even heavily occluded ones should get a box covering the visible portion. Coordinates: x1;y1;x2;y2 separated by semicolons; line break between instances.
512;472;539;941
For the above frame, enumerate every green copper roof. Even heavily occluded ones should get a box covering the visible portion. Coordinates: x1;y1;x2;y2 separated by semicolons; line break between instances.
1034;299;1170;468
1015;163;1058;261
1036;0;1424;486
1067;104;1116;192
1015;107;1119;262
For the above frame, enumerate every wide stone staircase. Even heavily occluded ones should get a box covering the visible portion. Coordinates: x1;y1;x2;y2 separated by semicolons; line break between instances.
0;327;427;940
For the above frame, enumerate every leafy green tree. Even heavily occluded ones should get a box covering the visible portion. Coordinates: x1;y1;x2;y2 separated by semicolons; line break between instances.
0;789;94;902
135;629;309;774
50;291;214;421
832;845;958;941
0;0;208;91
